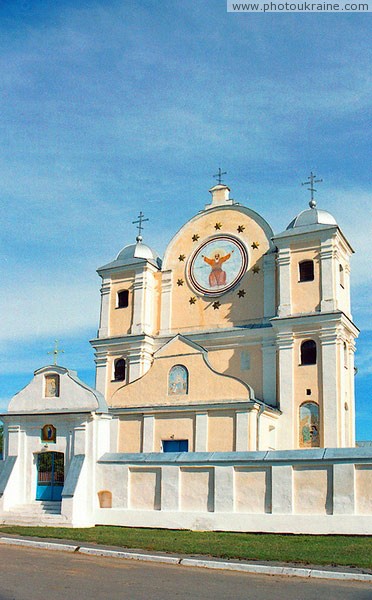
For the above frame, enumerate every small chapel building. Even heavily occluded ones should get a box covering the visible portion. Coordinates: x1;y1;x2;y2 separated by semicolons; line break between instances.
1;181;371;533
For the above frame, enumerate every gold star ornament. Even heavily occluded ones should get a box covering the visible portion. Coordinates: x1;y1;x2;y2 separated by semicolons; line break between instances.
178;254;186;262
192;234;200;242
177;279;184;286
237;225;245;233
212;301;221;310
214;222;222;230
251;241;260;249
252;265;260;274
189;296;197;305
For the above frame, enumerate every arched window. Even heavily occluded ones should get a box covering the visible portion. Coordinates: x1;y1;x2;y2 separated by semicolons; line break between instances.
300;340;317;365
114;358;126;381
168;365;188;395
299;260;314;282
339;264;345;288
299;402;320;448
117;290;129;308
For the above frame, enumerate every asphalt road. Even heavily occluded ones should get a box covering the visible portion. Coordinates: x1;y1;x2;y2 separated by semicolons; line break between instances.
0;545;371;600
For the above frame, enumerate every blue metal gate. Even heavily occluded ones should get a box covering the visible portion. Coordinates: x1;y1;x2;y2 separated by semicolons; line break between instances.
36;452;64;501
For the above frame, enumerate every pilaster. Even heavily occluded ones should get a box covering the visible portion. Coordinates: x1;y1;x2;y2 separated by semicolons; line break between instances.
194;412;208;452
131;265;157;336
262;341;277;406
277;249;291;317
319;329;340;447
142;415;155;452
235;410;249;451
263;253;276;318
276;332;294;449
159;270;173;334
97;278;111;338
320;241;336;312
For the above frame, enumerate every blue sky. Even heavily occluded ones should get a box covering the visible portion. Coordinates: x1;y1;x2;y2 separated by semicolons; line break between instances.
0;1;371;439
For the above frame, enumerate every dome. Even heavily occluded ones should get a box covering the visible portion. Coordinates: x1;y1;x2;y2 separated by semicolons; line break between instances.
116;239;160;262
287;205;337;230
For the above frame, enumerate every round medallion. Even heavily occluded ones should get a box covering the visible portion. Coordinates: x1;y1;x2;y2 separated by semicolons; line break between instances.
187;235;248;297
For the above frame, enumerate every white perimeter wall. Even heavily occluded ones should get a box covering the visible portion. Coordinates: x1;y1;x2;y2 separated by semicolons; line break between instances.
93;449;372;534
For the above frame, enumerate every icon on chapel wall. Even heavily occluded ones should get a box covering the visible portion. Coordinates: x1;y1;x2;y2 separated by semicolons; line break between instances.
187;235;248;297
45;374;60;397
168;365;188;396
299;402;320;448
41;424;57;443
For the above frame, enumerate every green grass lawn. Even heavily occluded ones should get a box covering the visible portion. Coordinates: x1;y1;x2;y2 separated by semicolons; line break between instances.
0;526;371;569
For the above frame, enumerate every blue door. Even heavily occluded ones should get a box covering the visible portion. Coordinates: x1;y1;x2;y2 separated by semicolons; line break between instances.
36;452;64;501
163;440;189;452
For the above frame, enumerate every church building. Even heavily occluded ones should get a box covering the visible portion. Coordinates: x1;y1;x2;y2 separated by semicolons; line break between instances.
1;178;371;534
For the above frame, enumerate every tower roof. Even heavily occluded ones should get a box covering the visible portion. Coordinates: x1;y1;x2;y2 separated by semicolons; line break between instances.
286;205;337;230
97;239;162;274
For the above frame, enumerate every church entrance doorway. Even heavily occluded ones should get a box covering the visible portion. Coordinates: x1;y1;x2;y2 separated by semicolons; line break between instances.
36;452;64;501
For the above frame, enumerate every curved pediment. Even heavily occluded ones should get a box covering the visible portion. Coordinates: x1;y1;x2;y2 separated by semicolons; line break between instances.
110;335;254;408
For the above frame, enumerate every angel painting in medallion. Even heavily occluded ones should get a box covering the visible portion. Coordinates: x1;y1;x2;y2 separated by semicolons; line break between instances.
201;249;234;287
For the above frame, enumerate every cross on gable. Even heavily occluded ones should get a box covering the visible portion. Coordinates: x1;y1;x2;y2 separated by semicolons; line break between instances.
48;339;64;366
213;167;227;185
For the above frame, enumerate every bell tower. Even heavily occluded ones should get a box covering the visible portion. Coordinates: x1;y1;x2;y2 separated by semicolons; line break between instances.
272;178;358;450
91;214;162;401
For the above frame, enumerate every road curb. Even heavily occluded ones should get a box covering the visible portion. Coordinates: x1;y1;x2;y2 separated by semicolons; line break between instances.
1;537;371;582
0;537;78;553
79;546;180;564
179;558;372;582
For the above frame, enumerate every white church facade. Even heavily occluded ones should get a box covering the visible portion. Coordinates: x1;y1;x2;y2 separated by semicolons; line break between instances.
1;180;371;533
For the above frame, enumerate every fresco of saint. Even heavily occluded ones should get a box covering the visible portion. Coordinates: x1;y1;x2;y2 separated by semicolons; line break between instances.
201;249;234;287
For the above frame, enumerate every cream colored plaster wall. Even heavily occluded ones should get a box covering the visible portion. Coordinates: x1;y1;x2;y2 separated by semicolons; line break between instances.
110;340;249;408
207;410;235;451
109;272;134;336
291;246;320;315
118;417;142;453
163;207;271;332
180;468;214;512
235;467;270;513
154;415;194;452
129;468;161;510
355;466;372;514
208;346;263;399
293;467;331;514
106;357;129;404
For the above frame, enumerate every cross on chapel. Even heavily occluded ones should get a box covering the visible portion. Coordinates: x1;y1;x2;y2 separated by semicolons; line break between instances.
132;211;149;241
48;339;64;366
302;171;323;207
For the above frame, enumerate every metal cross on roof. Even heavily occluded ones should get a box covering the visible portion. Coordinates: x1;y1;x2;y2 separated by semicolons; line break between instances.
301;171;323;207
132;211;149;241
48;339;64;366
213;167;227;185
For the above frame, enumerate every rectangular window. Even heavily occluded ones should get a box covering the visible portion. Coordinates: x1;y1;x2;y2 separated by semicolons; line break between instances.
162;440;189;452
299;260;314;282
117;290;129;308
